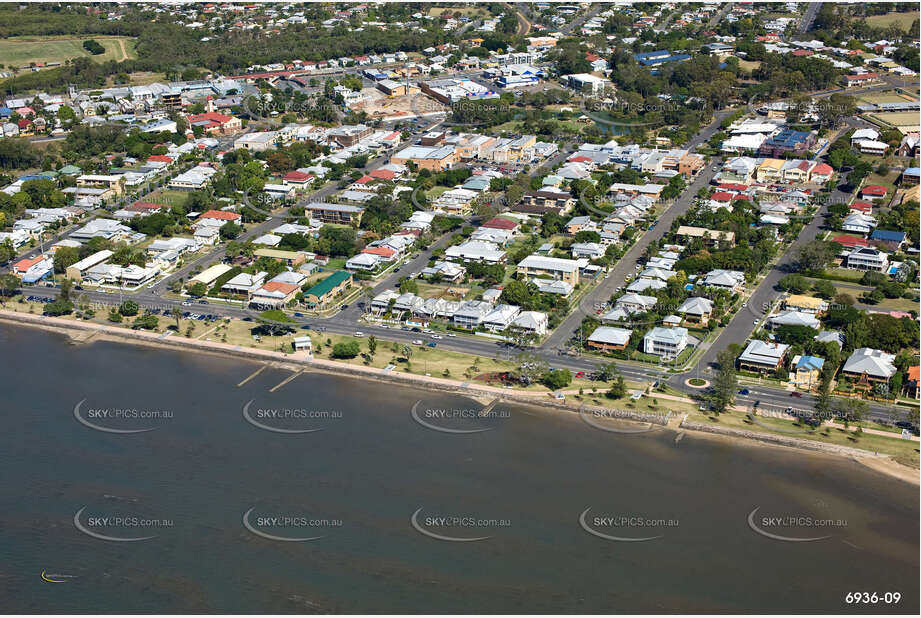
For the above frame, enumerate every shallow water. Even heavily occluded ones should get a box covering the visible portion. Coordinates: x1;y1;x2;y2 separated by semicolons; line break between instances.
0;324;917;613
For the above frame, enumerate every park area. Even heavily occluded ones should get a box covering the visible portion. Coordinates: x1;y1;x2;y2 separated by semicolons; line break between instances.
0;35;136;69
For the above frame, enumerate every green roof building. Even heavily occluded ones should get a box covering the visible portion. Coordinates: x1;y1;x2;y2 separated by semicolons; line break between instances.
303;271;352;307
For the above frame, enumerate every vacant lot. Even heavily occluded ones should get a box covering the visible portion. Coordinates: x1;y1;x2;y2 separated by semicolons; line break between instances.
428;6;489;18
866;10;920;30
0;36;136;68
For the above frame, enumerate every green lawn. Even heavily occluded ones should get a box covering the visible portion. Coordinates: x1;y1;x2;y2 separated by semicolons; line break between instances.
866;10;920;30
689;411;920;468
0;36;136;67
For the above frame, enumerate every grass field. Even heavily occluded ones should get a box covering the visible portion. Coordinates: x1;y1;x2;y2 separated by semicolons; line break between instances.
857;92;917;105
737;59;761;72
868;111;921;130
866;11;920;30
428;6;489;18
0;36;137;68
689;410;920;468
146;190;190;208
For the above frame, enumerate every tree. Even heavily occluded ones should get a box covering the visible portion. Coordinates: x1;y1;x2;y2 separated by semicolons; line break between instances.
188;281;208;297
132;314;159;330
220;222;243;240
606;375;628;399
514;351;549;384
44;298;73;316
834;398;868;428
811;279;837;300
332;341;360;359
711;349;738;415
541;368;572;390
0;273;19;305
119;300;139;316
596;361;620;382
796;240;839;273
171;307;182;330
367;335;377;357
777;274;810;294
398;278;418;294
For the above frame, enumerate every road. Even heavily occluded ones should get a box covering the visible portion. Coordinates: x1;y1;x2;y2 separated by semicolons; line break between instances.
797;2;822;35
560;4;604;35
544;109;734;351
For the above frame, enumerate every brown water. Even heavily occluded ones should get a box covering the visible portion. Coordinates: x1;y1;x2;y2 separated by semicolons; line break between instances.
0;324;917;613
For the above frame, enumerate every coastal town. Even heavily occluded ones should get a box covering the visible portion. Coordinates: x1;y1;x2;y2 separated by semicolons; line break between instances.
0;0;919;467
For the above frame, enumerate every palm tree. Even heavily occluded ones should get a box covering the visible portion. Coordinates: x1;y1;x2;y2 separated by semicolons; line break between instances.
171;307;182;330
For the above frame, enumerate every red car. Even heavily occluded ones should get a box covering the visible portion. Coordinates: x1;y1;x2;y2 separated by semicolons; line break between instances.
790;391;803;398
575;371;585;378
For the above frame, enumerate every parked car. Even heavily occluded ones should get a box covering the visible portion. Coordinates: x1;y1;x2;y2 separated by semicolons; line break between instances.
412;339;423;345
738;388;749;395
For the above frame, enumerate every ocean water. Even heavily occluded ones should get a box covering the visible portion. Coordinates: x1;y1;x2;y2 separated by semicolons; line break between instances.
0;324;917;613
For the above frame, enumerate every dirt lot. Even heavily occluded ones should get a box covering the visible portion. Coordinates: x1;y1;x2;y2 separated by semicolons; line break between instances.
352;89;448;121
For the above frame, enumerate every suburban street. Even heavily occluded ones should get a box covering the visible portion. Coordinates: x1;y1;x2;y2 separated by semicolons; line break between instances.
9;98;912;426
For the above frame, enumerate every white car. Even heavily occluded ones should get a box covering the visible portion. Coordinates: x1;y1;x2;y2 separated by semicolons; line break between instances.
447;333;457;337
354;331;365;337
753;320;758;325
412;339;423;345
431;334;443;340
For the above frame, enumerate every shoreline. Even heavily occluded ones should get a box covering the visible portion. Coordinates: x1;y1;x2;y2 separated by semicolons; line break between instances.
1;310;917;485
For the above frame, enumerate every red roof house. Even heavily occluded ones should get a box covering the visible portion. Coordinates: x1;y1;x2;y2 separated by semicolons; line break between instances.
482;217;518;231
369;168;397;180
832;235;869;248
860;185;888;199
199;209;242;221
13;256;46;274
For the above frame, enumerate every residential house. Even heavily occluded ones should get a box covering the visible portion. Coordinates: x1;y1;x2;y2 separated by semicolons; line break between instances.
790;355;825;391
676;297;714;325
841;348;897;387
642;327;689;359
587;326;632;352
516;255;581;285
738;340;790;374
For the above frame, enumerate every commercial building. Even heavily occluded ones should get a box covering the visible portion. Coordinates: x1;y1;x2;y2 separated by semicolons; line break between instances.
65;250;114;281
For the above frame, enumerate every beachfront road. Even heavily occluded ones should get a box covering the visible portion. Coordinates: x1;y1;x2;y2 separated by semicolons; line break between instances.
17;283;911;425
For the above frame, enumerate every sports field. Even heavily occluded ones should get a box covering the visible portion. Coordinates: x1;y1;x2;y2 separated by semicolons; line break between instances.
857;92;917;105
866;11;920;30
0;36;136;68
869;110;921;130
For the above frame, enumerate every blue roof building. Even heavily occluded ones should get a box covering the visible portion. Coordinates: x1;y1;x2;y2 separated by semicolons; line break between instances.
795;355;825;372
759;129;816;156
634;50;691;74
870;229;906;245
